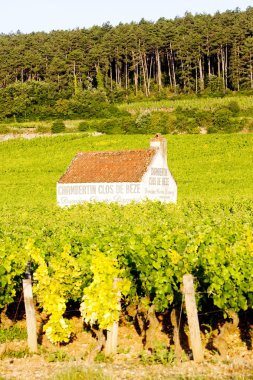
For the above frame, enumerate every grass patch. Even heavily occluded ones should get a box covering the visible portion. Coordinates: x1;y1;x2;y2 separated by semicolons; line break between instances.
46;349;72;363
51;367;112;380
0;326;27;343
0;347;30;359
139;343;175;365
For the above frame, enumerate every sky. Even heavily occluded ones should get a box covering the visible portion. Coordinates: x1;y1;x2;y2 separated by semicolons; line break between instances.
1;0;253;35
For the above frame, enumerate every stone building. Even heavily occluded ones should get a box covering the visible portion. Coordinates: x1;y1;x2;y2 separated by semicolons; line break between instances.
57;134;177;207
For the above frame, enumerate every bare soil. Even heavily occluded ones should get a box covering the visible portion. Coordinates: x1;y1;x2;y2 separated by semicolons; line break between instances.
0;132;52;142
0;319;252;380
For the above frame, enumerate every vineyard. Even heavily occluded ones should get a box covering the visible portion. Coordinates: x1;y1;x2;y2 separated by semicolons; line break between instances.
0;133;253;377
119;94;253;113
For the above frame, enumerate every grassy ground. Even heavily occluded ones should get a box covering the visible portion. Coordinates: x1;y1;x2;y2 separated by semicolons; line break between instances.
0;133;252;210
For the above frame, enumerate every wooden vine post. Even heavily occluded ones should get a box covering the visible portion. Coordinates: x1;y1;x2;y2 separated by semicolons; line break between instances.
183;274;203;363
105;278;121;356
23;262;38;353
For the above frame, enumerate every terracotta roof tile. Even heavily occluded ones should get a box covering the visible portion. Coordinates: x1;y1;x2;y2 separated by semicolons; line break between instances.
58;149;156;183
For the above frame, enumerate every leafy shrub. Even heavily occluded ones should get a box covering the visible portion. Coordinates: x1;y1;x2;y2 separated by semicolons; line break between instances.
135;111;152;133
120;116;136;133
51;120;65;134
195;111;213;129
96;119;123;134
246;119;253;132
205;75;225;97
107;88;128;103
163;116;177;134
175;106;198;118
174;115;200;134
207;124;220;134
212;108;232;132
0;125;10;134
226;100;240;115
149;112;169;134
68;92;129;120
78;121;90;132
186;119;201;134
95;116;135;134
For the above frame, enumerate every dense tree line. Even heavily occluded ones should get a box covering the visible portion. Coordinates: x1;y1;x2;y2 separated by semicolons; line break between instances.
1;7;253;119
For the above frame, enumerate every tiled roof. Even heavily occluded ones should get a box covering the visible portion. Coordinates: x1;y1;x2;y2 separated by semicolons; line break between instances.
58;149;156;183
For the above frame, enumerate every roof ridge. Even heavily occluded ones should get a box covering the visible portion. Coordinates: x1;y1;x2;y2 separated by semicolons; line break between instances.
76;148;156;155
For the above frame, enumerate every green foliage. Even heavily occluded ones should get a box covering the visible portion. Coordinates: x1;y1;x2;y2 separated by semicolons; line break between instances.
51;120;65;134
46;349;71;362
78;121;90;132
174;114;200;134
36;124;50;133
52;367;111;380
246;119;253;132
95;66;106;93
135;111;152;133
2;8;253;121
0;125;10;134
0;326;27;343
0;242;27;308
0;347;30;359
205;75;225;97
0;134;253;340
208;108;244;134
80;250;130;330
226;100;240;115
0;81;57;120
194;111;213;129
139;343;175;365
94;352;114;363
95;117;134;134
1;200;252;337
66;92;129;120
27;240;83;344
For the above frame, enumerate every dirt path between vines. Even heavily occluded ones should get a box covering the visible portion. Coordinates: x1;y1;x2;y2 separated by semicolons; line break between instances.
1;322;252;380
1;352;253;380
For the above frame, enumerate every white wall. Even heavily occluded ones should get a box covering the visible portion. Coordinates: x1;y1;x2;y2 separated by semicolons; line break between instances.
57;182;143;206
141;149;177;204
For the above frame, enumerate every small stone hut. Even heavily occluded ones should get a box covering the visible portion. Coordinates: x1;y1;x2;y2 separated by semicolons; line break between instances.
57;134;177;207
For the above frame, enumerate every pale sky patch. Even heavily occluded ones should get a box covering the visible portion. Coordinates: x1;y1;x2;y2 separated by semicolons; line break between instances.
1;0;252;34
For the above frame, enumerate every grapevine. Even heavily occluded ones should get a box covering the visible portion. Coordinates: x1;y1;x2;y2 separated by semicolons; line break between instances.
80;249;131;330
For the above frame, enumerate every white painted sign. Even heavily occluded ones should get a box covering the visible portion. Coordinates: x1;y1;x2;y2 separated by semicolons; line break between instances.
57;168;177;206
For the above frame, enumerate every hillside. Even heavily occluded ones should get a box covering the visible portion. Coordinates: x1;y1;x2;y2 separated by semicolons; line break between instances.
1;133;253;209
1;8;253;121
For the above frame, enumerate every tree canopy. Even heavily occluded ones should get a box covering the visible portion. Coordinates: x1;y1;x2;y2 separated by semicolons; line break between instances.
1;8;253;119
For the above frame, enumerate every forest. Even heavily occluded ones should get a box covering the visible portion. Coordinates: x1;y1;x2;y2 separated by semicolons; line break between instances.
1;7;253;121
